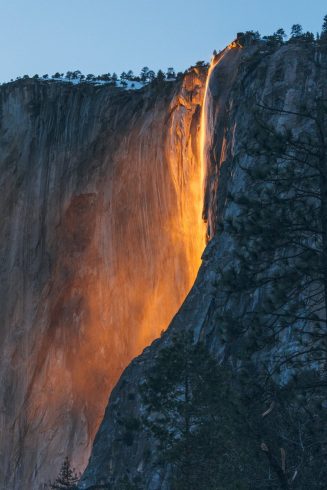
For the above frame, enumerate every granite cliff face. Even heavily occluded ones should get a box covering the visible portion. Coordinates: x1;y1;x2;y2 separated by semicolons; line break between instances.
0;70;206;489
1;38;325;490
80;42;327;489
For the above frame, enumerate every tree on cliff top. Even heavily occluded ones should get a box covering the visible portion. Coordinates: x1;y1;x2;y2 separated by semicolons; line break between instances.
263;28;287;47
290;24;303;38
48;457;79;489
156;69;166;82
321;15;327;40
275;28;287;41
140;66;150;82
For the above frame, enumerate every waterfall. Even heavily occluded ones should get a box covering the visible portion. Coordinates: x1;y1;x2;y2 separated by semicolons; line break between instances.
200;47;232;238
0;69;209;489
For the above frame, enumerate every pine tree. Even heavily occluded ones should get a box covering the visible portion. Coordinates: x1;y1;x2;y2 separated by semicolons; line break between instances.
111;72;118;85
290;24;303;39
126;70;134;80
321;14;327;40
116;475;144;489
72;70;81;80
147;70;156;82
275;28;287;42
208;91;327;488
156;69;166;82
140;66;150;83
217;99;327;373
139;332;255;490
48;457;79;489
137;331;327;488
139;331;327;488
302;31;315;43
166;67;176;79
264;29;286;47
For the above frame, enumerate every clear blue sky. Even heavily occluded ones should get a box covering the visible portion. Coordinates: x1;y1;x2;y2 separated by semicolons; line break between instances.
1;0;326;82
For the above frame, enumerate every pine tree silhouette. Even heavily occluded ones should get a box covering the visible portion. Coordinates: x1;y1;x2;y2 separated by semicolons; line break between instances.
49;457;79;489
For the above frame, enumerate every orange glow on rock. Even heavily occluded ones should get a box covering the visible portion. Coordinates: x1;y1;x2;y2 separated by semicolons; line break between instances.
200;49;232;231
17;68;210;485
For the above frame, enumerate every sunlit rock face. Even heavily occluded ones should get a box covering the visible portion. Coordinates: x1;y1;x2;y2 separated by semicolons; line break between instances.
80;43;324;489
0;72;206;489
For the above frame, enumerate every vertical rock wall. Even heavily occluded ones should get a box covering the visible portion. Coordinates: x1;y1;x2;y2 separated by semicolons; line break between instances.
80;42;326;489
0;72;205;489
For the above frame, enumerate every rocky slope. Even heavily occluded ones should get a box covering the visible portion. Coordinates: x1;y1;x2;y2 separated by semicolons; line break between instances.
79;42;327;489
0;69;206;489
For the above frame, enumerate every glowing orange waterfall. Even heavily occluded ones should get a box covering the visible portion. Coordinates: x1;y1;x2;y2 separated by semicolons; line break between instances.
200;58;216;198
200;50;230;213
0;65;217;489
133;73;207;353
199;46;237;241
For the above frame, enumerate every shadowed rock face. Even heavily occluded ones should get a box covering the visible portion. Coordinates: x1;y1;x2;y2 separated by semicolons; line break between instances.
0;72;206;489
80;43;326;489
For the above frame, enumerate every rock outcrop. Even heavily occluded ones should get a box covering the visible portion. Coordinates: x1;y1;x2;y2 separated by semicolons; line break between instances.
0;70;206;489
80;42;326;488
1;38;325;490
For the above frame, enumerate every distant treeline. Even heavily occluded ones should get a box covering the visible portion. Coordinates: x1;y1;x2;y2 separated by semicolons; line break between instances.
6;66;187;87
238;15;327;47
4;15;327;87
